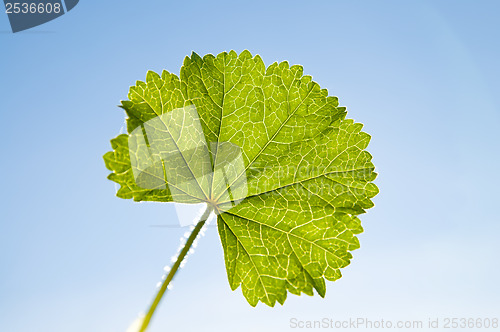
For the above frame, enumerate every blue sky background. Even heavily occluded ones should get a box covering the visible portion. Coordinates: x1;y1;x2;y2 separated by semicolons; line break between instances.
1;1;499;331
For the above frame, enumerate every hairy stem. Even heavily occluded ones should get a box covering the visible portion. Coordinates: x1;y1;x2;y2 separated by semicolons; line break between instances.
139;205;213;332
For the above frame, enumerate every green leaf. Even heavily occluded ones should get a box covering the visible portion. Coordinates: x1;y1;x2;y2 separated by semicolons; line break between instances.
104;50;378;306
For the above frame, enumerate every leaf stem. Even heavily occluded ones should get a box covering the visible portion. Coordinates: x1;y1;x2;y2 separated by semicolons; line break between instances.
138;205;213;332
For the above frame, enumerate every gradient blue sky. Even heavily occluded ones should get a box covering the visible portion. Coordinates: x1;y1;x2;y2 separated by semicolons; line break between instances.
1;1;499;331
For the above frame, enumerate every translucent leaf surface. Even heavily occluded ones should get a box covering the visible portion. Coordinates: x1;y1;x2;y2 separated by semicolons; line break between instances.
103;50;378;306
